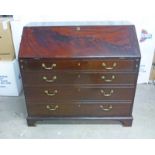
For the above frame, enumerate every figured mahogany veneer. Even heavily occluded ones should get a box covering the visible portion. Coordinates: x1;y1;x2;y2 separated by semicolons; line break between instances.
19;26;140;58
19;25;140;126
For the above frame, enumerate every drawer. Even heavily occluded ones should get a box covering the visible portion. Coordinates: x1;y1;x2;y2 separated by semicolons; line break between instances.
24;86;135;102
20;59;139;71
27;103;132;117
21;71;137;86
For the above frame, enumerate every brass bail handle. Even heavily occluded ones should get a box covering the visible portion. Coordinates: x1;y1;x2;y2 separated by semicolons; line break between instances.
43;76;57;83
100;105;113;111
44;90;58;96
101;75;115;82
100;89;114;97
42;63;56;70
102;62;117;70
46;105;59;111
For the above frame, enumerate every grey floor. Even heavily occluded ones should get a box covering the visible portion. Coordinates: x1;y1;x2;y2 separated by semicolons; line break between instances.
0;84;155;139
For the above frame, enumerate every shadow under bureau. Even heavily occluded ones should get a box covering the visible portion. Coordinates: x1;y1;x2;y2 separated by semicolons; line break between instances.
19;25;141;126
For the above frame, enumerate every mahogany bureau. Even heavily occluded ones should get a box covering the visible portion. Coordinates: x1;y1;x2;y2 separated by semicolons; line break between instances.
19;25;141;126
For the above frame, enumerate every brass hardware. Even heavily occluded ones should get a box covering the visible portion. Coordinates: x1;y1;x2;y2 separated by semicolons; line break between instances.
46;105;59;111
44;90;58;96
42;63;56;70
43;76;57;82
100;105;113;111
102;62;117;70
100;89;114;97
76;27;80;31
77;62;81;66
101;75;115;82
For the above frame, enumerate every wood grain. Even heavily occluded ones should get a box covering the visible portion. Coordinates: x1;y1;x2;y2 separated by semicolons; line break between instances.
19;26;140;58
19;25;141;126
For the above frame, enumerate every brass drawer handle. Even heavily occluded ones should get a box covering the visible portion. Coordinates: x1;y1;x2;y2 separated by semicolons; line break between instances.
44;90;58;96
42;63;56;70
43;76;57;83
101;75;115;82
100;89;114;97
77;62;81;66
100;105;113;111
102;62;117;70
46;105;59;111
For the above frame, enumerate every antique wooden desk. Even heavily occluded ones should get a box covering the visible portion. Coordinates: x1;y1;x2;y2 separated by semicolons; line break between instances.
19;25;140;126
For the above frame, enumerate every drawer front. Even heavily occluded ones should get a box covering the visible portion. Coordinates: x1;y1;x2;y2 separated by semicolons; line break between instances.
22;71;137;86
20;59;139;71
27;103;132;117
24;86;135;102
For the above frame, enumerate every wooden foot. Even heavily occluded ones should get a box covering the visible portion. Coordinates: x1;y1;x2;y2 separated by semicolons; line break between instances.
25;116;133;127
121;119;133;127
27;119;36;127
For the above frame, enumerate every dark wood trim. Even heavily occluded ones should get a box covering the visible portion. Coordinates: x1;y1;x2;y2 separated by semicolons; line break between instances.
27;116;133;127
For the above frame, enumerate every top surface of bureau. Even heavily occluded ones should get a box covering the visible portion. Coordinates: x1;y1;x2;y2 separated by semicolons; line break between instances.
19;25;140;59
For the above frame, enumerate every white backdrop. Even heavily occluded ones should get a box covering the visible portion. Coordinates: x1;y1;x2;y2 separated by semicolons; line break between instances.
1;0;155;83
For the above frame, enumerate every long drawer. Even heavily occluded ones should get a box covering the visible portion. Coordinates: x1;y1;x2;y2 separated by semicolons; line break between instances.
24;86;135;102
22;71;137;86
20;59;139;71
27;103;132;117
